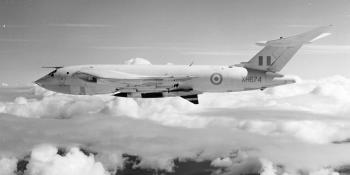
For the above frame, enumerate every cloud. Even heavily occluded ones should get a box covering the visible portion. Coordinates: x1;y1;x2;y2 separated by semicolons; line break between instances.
0;157;17;175
201;75;350;115
1;83;9;87
1;75;350;143
217;157;262;175
124;58;152;65
0;94;112;119
0;59;350;174
0;105;349;174
48;23;112;28
27;144;109;175
309;168;340;175
260;159;277;175
211;157;233;167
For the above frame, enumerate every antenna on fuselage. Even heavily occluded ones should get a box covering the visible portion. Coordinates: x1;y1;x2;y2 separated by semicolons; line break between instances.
189;61;194;67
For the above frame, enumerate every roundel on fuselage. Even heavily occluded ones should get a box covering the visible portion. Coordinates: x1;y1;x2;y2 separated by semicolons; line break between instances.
210;73;223;85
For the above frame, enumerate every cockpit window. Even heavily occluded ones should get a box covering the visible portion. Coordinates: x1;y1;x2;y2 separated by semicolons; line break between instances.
87;76;97;83
48;70;57;77
75;73;98;83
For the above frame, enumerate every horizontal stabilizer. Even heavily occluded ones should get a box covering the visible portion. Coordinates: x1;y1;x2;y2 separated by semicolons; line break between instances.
255;25;332;47
265;78;296;88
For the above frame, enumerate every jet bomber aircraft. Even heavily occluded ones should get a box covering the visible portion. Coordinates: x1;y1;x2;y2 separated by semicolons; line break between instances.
35;26;331;104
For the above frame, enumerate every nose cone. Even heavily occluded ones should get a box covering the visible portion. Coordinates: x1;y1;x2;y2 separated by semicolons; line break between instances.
34;74;71;94
35;76;48;87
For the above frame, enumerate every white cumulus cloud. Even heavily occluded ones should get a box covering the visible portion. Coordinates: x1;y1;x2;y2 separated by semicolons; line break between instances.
0;157;17;175
1;83;9;87
27;144;109;175
211;157;233;168
124;58;152;65
0;63;349;174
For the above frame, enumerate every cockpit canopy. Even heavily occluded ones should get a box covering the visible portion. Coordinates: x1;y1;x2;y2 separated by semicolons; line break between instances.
48;70;57;77
73;72;98;83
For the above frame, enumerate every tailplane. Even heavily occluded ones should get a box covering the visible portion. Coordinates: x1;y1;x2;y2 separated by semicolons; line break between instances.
239;25;332;72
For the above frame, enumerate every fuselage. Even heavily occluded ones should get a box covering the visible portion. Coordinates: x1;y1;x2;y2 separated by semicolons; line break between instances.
35;64;274;96
34;26;331;104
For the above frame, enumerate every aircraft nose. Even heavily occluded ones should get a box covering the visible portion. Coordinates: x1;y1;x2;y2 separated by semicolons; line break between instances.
34;77;47;87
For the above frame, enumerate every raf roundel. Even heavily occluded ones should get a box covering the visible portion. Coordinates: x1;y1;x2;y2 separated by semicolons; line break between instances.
210;73;223;85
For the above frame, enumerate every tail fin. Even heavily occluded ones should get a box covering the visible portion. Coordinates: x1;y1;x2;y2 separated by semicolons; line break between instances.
240;25;332;72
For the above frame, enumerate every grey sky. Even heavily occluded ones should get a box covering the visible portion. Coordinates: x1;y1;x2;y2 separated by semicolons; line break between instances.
0;0;350;84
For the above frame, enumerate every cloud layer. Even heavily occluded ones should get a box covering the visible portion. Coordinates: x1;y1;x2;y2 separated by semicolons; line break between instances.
0;59;349;174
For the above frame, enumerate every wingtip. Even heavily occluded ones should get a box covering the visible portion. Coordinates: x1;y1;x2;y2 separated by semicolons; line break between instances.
319;24;333;31
313;25;333;31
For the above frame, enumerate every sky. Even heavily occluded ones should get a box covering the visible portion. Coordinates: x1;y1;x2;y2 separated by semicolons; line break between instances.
0;0;350;85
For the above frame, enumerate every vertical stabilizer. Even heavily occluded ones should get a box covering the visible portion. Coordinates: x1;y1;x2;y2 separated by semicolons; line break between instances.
241;25;332;72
